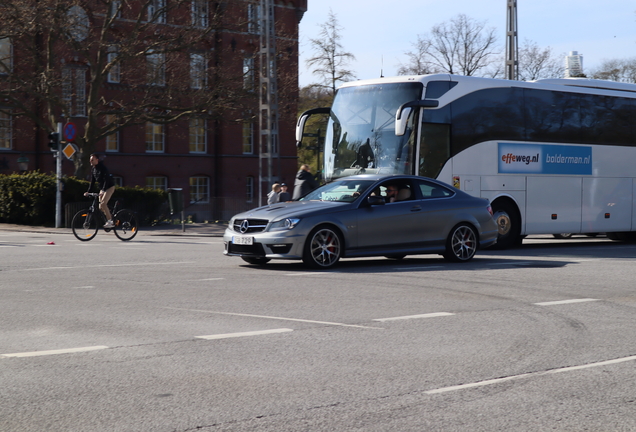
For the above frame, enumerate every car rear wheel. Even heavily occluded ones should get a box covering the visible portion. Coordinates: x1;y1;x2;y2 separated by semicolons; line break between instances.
443;223;477;262
241;257;271;265
303;225;342;269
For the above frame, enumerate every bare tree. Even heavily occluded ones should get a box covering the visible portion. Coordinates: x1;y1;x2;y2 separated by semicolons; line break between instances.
398;14;499;77
518;39;564;81
0;0;253;177
590;58;636;83
396;36;440;76
305;10;356;95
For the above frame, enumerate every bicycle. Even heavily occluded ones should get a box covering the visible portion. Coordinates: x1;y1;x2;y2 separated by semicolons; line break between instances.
71;193;139;241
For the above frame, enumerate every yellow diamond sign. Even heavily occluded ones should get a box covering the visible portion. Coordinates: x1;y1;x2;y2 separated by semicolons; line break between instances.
63;143;77;160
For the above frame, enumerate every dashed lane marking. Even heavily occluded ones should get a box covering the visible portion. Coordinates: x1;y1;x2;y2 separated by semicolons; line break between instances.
15;261;196;272
374;312;455;322
196;328;293;340
535;298;600;306
188;278;225;281
425;354;636;395
1;345;109;358
164;307;383;330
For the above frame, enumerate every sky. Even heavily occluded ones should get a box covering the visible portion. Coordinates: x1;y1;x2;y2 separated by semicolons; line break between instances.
298;0;636;87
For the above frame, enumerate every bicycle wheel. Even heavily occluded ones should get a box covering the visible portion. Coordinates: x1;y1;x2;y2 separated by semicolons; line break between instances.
113;209;139;241
72;209;99;241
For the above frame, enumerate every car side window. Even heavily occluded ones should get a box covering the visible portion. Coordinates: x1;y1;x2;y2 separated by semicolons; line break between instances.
418;181;454;199
376;182;414;203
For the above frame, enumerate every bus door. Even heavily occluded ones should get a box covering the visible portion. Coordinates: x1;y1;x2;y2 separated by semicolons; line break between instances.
418;123;450;179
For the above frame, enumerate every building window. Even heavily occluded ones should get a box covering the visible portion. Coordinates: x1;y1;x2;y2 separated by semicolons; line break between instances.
105;115;119;152
242;120;253;154
0;111;11;149
247;2;260;34
191;0;208;27
243;57;254;91
146;176;167;190
62;68;87;117
107;47;120;83
145;122;164;152
112;176;123;187
246;176;254;203
189;176;209;203
189;117;206;153
147;50;165;86
148;0;166;24
190;53;206;89
0;38;12;74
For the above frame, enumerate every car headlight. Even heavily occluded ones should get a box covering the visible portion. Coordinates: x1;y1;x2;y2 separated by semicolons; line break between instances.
269;218;301;231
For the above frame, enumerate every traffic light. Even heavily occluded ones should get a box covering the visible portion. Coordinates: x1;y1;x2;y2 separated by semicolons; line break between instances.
48;132;59;150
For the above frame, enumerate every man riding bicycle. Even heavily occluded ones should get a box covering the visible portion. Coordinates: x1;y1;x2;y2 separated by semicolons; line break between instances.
84;153;116;228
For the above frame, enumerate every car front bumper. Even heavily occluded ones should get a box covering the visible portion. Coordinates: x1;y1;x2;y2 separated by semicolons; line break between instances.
223;228;306;260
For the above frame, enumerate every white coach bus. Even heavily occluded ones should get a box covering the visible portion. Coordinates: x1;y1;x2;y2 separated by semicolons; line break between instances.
296;74;636;248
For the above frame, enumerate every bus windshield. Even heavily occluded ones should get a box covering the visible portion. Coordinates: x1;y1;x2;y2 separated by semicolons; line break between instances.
324;82;423;182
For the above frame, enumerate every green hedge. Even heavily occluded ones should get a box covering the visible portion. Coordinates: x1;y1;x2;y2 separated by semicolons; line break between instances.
0;172;168;227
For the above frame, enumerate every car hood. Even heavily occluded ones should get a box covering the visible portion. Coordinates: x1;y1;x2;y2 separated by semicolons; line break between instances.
232;200;352;221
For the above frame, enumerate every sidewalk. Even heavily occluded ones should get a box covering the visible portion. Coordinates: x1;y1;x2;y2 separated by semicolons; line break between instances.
0;222;227;237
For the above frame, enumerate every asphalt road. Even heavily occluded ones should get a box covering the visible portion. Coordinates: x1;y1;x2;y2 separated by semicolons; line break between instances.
2;230;636;431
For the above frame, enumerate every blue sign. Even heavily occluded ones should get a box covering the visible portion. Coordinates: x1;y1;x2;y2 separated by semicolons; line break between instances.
64;122;77;142
498;143;592;175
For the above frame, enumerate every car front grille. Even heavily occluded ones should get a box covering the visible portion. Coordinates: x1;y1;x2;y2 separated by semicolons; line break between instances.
231;218;268;233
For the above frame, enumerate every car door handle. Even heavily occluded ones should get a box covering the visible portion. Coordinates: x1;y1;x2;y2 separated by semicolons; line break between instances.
410;206;422;212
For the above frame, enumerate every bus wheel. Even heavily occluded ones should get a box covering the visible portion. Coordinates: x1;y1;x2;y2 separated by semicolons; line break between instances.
492;201;520;249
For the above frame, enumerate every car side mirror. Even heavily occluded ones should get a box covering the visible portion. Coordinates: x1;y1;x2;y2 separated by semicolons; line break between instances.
367;195;385;206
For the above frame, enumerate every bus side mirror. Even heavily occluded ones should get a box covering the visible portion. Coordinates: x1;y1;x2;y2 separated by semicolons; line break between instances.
395;108;412;137
395;99;440;136
296;107;330;147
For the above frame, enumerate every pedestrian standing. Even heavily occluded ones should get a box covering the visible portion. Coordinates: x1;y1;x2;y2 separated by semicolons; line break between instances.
278;183;291;202
267;183;281;205
292;164;319;200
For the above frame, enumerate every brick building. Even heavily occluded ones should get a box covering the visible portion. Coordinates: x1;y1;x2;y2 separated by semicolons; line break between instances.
0;0;307;221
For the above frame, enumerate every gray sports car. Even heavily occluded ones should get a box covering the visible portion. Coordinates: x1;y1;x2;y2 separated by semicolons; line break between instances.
224;175;498;269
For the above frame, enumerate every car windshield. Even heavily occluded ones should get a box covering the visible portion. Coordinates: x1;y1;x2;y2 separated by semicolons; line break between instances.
300;179;376;203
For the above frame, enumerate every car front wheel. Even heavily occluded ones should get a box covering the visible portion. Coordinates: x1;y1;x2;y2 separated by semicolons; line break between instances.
443;223;478;262
303;225;342;269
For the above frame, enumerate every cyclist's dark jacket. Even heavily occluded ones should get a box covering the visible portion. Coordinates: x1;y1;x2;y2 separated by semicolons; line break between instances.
87;161;115;192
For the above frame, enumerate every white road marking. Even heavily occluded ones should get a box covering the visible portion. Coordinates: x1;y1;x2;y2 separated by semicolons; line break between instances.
188;278;225;281
18;261;195;272
374;312;455;322
1;345;109;358
164;307;383;330
535;298;599;306
425;354;636;395
196;328;293;340
73;286;95;289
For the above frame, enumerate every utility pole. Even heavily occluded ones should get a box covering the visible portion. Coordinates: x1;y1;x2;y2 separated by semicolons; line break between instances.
55;122;63;228
258;0;280;206
505;0;518;80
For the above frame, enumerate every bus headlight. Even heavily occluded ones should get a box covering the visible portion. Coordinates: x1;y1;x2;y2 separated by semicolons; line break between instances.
269;218;301;231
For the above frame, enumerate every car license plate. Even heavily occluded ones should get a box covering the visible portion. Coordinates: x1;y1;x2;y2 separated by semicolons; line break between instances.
232;235;253;245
